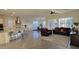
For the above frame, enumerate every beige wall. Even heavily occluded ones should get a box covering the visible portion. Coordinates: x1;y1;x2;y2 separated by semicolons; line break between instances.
0;14;17;32
46;10;79;23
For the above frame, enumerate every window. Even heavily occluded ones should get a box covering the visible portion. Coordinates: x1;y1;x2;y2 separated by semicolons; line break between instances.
48;20;53;29
59;17;73;28
33;17;46;30
48;17;73;29
59;18;66;27
48;19;58;29
42;21;46;28
66;17;73;28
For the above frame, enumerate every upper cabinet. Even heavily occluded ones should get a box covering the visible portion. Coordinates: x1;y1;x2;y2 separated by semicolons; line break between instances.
4;16;17;32
0;15;4;24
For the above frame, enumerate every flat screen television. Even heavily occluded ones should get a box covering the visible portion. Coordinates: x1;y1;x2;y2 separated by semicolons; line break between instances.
0;24;4;31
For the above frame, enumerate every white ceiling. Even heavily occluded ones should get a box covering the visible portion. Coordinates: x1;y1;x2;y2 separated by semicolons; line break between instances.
0;9;77;18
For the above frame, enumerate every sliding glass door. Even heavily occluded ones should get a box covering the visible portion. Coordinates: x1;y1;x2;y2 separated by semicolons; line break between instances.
33;20;39;30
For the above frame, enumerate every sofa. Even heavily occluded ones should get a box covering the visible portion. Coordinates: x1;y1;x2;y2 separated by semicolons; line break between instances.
53;27;71;36
41;28;52;36
70;34;79;46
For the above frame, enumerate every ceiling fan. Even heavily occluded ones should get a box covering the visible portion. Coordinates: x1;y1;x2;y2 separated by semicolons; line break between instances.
50;10;59;14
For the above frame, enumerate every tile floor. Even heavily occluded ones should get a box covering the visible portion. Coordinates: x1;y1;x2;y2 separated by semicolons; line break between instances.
0;31;79;49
